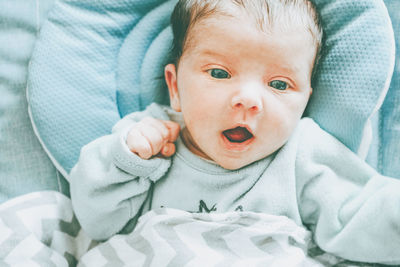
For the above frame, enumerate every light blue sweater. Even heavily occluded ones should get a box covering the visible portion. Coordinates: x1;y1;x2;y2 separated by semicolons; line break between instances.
70;103;400;265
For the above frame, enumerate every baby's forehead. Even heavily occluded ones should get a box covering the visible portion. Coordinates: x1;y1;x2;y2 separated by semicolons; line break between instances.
189;6;313;39
183;16;316;69
185;13;315;52
183;0;321;53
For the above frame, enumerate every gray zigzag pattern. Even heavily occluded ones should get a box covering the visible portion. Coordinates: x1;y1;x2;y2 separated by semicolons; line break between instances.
0;210;32;258
87;225;157;267
154;217;196;267
128;230;155;266
98;242;125;267
1;194;378;267
0;192;86;267
32;248;61;267
203;224;241;266
202;215;261;266
87;210;320;266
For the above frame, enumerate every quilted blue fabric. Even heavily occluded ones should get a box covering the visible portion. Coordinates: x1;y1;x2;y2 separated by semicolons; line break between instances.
27;0;395;176
0;0;69;203
306;0;395;158
379;0;400;177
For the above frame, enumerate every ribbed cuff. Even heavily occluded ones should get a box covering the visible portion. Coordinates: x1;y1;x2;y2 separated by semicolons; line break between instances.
112;129;171;182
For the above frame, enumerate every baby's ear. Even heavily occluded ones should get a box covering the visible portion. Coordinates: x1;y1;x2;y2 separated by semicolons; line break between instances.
164;63;181;112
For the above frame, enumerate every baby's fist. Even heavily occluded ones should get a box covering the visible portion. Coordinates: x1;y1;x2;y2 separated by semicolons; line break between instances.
126;117;180;159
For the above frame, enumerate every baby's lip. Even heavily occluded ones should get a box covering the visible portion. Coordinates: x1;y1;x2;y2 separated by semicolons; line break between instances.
222;125;254;143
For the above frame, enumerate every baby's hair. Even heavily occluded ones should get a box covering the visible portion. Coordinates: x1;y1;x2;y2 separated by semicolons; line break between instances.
169;0;323;68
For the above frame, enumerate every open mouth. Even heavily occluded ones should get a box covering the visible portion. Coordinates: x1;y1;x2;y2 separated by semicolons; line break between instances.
222;126;254;143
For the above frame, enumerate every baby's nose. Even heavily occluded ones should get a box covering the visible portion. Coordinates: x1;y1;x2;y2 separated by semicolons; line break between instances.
231;85;263;113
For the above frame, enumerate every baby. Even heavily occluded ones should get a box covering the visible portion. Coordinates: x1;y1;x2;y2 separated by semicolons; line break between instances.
70;0;400;264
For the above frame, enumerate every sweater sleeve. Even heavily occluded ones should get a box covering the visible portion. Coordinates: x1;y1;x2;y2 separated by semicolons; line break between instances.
295;119;400;265
70;104;171;241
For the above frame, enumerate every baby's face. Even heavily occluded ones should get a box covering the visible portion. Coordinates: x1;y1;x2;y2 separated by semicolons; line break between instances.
165;13;316;170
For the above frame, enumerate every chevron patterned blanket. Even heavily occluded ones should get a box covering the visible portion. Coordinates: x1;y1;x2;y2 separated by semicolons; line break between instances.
0;191;377;267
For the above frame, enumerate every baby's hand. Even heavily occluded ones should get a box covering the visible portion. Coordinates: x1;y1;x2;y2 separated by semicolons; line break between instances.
126;117;180;159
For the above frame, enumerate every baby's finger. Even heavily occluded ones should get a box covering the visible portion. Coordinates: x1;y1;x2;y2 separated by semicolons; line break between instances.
163;121;181;142
141;117;170;141
138;123;165;156
127;129;153;159
160;143;176;157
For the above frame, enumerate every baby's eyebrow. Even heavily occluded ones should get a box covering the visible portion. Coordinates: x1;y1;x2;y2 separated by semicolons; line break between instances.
195;49;236;66
273;65;300;75
196;49;227;58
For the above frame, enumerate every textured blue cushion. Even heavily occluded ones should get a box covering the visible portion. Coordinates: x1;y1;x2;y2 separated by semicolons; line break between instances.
0;0;71;203
27;0;395;177
377;0;400;177
306;0;395;159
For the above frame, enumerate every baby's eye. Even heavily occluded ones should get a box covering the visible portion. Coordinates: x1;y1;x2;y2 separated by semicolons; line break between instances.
208;69;231;79
269;80;288;90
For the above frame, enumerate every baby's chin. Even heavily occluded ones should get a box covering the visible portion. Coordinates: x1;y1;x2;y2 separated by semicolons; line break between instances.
213;150;276;170
214;157;258;171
